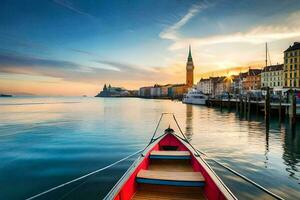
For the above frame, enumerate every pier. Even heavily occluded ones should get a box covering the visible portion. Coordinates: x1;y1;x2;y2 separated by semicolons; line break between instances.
208;99;300;115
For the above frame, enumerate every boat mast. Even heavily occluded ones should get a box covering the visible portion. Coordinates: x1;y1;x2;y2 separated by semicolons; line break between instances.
265;42;268;67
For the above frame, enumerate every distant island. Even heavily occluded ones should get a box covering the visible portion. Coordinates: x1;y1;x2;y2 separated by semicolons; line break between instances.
0;94;13;97
95;84;138;97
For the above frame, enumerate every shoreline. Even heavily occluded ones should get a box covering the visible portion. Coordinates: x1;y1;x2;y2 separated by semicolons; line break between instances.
94;96;175;100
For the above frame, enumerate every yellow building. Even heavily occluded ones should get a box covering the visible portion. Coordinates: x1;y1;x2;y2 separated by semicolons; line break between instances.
168;84;187;99
283;42;300;88
186;45;194;88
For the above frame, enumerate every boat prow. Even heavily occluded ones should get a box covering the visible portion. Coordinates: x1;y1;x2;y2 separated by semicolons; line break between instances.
104;128;236;200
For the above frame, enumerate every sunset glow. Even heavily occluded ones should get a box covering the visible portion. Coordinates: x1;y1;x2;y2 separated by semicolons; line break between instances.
1;0;300;96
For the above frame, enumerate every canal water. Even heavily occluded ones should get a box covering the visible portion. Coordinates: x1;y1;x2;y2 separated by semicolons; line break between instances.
0;97;299;200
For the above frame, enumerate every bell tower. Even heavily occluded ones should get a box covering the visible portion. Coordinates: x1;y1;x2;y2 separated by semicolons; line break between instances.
186;45;194;87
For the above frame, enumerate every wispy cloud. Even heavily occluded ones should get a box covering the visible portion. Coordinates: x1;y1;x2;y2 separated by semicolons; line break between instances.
94;59;159;73
52;0;97;20
159;3;208;40
0;32;50;52
0;52;83;70
163;10;300;50
0;52;168;83
70;48;100;57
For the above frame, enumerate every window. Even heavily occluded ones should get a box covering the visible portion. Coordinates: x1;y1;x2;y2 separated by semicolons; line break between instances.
290;58;293;63
295;58;298;62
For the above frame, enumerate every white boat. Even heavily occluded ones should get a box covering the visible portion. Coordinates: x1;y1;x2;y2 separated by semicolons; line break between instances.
183;88;208;105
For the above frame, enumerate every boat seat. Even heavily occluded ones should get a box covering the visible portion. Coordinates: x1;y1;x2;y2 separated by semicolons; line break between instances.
161;145;178;150
150;150;191;160
136;170;205;187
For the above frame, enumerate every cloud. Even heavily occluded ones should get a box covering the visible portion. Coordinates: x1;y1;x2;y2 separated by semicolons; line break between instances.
0;32;50;52
94;59;159;73
159;3;207;40
70;48;101;57
52;0;97;20
0;52;168;84
162;10;300;50
0;52;83;70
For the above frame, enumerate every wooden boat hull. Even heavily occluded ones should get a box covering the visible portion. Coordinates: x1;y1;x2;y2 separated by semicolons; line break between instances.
105;132;236;200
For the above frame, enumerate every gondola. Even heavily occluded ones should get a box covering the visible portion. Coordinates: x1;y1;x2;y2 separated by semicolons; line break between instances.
104;126;237;200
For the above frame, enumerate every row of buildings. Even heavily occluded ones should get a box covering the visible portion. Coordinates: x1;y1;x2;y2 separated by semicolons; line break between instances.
139;84;187;99
98;42;299;99
138;46;195;99
95;84;138;97
197;65;285;97
197;42;300;97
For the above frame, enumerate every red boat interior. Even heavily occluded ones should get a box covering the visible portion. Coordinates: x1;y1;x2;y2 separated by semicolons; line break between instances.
113;133;227;200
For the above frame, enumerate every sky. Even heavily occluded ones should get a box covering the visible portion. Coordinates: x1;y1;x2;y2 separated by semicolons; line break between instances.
0;0;300;96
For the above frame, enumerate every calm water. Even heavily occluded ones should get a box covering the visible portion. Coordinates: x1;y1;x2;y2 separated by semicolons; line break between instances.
0;97;299;200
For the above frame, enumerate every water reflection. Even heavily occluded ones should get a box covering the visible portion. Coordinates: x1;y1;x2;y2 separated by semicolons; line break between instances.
185;104;193;141
184;103;300;199
283;124;300;181
0;97;299;199
264;125;269;168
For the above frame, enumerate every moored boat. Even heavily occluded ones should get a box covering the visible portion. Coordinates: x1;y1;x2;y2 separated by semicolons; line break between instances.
183;88;208;105
104;127;236;200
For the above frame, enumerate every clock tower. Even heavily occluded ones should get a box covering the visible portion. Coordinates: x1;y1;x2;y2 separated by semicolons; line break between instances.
186;45;194;87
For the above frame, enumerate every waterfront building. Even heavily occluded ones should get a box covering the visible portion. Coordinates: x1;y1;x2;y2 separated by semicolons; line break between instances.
186;45;194;88
150;84;161;97
139;84;172;98
214;77;229;97
283;42;300;88
231;75;241;95
139;86;152;97
197;76;229;97
242;69;262;91
197;78;211;94
95;84;130;97
261;64;284;89
209;77;220;97
168;84;187;99
231;73;248;95
128;90;139;96
159;84;172;97
224;76;233;93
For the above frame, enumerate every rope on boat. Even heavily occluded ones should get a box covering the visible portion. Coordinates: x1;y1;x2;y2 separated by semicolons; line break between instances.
25;114;167;200
25;149;144;200
149;113;165;143
195;149;284;200
24;113;285;200
25;113;169;200
171;113;284;200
